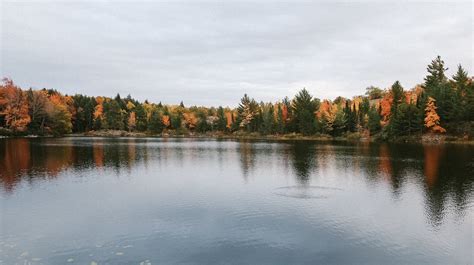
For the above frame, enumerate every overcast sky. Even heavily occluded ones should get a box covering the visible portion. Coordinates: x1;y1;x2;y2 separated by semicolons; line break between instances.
1;1;472;106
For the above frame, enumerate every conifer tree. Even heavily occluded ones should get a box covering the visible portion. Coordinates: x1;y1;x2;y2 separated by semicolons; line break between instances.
292;89;317;135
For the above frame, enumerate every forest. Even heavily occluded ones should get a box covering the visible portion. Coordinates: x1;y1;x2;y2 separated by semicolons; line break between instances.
0;56;473;140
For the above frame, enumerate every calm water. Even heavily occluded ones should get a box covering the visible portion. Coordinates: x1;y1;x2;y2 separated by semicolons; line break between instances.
0;138;473;265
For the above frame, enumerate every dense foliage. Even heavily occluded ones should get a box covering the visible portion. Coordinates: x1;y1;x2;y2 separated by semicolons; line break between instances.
1;56;473;138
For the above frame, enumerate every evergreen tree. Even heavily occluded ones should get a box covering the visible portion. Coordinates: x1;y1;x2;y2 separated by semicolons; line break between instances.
423;56;455;124
332;108;347;136
424;56;448;90
390;81;404;115
104;100;125;130
292;89;317;135
368;106;381;134
196;111;210;133
344;101;357;132
134;104;147;131
216;106;227;131
148;108;164;133
320;113;333;135
276;104;285;134
452;65;469;120
237;94;258;132
261;103;276;134
390;103;422;136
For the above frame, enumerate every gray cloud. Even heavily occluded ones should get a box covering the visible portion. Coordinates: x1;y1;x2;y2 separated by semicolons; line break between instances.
1;1;472;106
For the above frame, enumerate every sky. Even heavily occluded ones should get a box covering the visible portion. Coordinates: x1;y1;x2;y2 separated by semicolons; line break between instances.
1;1;472;107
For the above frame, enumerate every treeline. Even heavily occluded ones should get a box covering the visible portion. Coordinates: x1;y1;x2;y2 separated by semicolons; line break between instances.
0;56;473;138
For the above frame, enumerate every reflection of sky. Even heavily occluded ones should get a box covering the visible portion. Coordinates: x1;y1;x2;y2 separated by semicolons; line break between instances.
0;138;473;264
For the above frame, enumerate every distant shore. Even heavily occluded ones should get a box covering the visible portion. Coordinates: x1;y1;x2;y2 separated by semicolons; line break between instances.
69;130;474;145
1;129;473;145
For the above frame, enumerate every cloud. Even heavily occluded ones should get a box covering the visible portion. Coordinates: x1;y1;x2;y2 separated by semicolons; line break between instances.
1;1;472;106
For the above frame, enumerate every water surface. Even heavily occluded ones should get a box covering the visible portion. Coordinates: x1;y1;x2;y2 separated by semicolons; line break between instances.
0;138;473;265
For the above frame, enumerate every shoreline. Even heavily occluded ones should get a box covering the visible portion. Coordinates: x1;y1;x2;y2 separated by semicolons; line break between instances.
2;130;473;145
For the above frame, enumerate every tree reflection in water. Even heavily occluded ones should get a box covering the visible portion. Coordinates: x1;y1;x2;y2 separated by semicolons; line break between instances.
0;138;472;227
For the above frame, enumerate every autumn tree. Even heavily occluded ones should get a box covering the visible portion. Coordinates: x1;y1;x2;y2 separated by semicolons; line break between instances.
93;97;105;130
46;94;73;135
424;97;446;133
0;78;31;132
128;112;136;132
27;89;48;134
365;86;383;99
237;94;258;132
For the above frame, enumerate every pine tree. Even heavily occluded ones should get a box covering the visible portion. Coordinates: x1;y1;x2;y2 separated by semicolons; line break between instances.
104;100;125;130
237;94;258;132
452;65;469;121
216;106;227;131
148;108;164;133
368;106;381;134
292;88;317;135
344;101;357;132
332;108;347;136
423;56;455;124
276;104;285;134
424;56;448;91
391;103;422;136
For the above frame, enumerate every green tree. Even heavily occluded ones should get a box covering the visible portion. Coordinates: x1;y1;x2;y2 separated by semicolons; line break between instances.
368;106;381;134
424;55;448;90
423;55;455;124
365;86;383;99
390;103;422;136
452;65;469;121
261;103;276;134
104;100;125;130
148;108;164;133
276;104;285;134
292;89;317;135
216;106;227;131
344;101;357;132
332;108;347;136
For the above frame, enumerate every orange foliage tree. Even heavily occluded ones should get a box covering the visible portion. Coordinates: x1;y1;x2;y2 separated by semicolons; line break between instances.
162;115;171;128
225;112;233;129
128;112;136;131
183;112;198;130
0;78;31;131
424;97;446;133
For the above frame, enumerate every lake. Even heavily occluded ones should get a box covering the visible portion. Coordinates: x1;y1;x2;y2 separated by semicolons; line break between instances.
0;137;473;265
